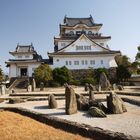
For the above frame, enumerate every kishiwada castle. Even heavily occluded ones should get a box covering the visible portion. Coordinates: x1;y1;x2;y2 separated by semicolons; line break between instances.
6;16;120;78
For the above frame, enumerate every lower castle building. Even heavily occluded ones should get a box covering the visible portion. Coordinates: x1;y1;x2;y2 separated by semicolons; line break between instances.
5;44;42;78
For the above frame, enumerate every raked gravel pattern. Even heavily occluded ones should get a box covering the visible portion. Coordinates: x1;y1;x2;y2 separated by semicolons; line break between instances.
0;99;140;138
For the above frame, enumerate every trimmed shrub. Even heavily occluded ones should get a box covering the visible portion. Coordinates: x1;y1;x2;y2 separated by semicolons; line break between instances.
52;66;71;85
49;81;61;87
80;78;96;85
70;80;81;86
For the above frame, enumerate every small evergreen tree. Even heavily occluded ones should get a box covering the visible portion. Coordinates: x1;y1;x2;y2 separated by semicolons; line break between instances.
135;45;140;61
116;65;131;82
0;68;4;83
52;66;71;85
115;55;131;67
34;64;52;86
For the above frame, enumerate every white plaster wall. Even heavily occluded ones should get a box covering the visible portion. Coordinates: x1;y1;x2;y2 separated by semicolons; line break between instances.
58;40;72;50
9;64;17;78
14;54;33;59
51;55;117;69
28;63;41;77
9;62;41;78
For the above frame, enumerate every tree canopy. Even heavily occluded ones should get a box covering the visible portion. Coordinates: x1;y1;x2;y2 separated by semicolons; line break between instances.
52;66;71;85
116;65;131;82
115;55;131;67
0;68;4;83
34;64;52;86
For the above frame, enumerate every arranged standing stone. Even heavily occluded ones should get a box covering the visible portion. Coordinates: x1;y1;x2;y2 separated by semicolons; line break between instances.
76;94;89;111
84;83;89;91
107;91;127;114
89;107;107;117
118;85;124;91
27;85;32;92
32;78;36;91
0;85;6;95
99;72;111;90
89;84;97;91
48;94;57;109
65;86;77;115
89;90;95;100
113;83;117;90
40;82;44;91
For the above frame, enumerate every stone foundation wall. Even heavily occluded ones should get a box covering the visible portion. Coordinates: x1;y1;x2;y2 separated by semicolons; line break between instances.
70;68;117;83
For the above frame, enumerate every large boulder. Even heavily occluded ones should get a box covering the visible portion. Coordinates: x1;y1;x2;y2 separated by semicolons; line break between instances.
65;86;77;115
107;92;127;114
76;94;89;111
48;94;57;109
99;72;111;90
89;100;108;113
89;107;107;117
117;85;124;91
9;98;25;104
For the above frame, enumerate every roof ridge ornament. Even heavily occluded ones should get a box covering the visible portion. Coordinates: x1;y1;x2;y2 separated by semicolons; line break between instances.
64;15;67;23
90;14;94;23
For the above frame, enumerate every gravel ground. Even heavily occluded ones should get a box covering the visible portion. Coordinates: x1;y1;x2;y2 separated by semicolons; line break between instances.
0;99;140;138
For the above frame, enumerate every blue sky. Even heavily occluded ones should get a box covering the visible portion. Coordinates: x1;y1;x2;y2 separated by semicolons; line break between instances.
0;0;140;73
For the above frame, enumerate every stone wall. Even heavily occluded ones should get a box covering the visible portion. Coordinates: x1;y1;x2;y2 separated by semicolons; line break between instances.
70;68;117;83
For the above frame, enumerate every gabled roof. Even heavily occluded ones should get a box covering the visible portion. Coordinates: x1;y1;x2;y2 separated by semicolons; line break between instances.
15;44;35;53
9;43;37;55
63;16;102;27
55;34;111;52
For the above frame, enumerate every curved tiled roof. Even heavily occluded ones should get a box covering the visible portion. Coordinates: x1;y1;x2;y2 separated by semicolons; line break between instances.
64;16;102;27
48;51;121;56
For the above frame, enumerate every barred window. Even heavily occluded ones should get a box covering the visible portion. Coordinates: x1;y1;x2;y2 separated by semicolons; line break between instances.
85;60;88;65
74;61;79;65
101;60;103;64
90;60;95;65
65;61;68;65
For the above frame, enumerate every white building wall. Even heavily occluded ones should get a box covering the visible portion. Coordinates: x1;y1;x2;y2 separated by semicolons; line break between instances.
51;55;117;70
14;54;33;59
28;63;41;77
9;64;17;78
58;40;72;50
9;62;41;78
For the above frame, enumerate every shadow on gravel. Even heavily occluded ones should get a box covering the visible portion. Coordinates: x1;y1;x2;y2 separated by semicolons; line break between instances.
34;106;49;109
46;112;66;116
